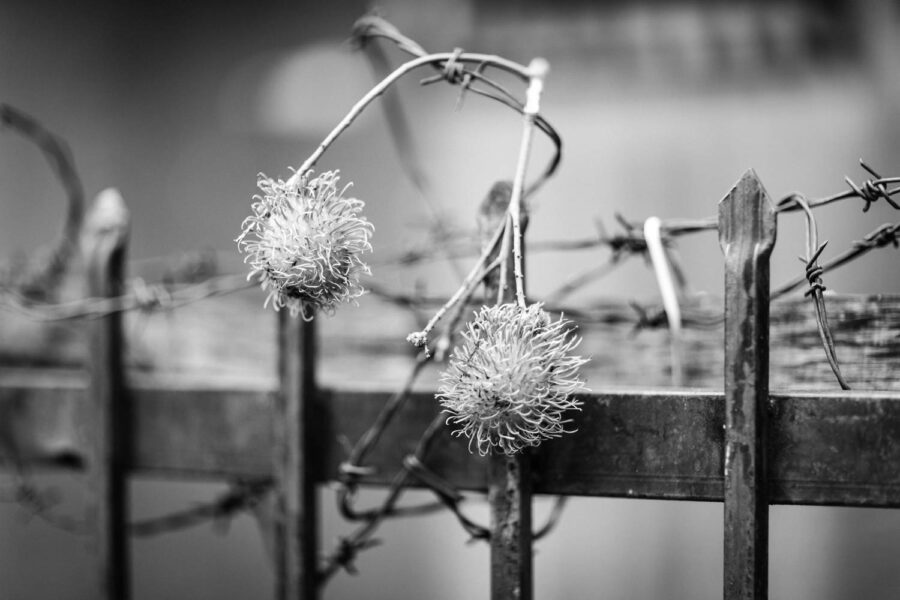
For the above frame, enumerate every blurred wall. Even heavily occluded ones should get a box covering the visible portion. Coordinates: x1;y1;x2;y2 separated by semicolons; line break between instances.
3;0;900;599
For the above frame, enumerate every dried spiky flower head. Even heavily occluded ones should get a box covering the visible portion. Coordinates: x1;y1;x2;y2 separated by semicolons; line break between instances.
437;303;588;456
237;170;373;319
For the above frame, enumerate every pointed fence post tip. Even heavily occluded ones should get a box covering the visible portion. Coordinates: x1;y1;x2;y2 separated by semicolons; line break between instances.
718;169;777;600
83;188;131;600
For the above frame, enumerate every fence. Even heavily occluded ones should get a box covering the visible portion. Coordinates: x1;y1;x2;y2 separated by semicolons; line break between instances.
3;166;900;600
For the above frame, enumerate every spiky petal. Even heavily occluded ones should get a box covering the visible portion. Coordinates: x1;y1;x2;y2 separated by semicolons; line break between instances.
237;170;373;319
437;302;588;456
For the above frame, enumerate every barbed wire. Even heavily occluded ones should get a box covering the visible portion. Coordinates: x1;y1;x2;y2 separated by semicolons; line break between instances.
324;156;900;564
4;170;897;551
4;156;892;328
324;279;493;579
1;473;271;538
0;476;91;534
5;17;900;581
351;14;562;197
3;161;899;543
779;195;851;389
0;188;896;352
0;273;254;321
1;104;84;300
129;479;271;537
772;220;900;299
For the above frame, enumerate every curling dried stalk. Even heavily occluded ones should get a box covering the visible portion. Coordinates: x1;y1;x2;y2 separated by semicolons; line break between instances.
237;170;373;319
437;302;587;456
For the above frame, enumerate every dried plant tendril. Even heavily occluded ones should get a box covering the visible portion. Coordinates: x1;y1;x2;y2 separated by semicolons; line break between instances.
437;302;588;456
237;170;374;319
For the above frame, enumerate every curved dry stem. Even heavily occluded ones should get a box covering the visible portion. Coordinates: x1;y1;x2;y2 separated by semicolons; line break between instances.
288;51;546;186
507;58;548;307
351;15;562;195
407;215;508;348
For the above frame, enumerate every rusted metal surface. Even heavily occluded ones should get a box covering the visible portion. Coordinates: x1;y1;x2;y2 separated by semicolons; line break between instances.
767;390;900;506
274;313;319;599
533;390;725;499
82;189;131;600
7;381;900;504
719;170;776;600
489;454;533;600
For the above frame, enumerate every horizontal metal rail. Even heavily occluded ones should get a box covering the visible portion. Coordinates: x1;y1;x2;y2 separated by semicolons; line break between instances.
3;378;900;507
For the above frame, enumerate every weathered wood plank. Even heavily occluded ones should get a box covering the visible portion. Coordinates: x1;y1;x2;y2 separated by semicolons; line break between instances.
5;289;900;392
5;381;900;507
719;170;775;599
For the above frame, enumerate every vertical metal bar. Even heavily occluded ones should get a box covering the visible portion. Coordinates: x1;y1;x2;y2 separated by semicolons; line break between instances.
718;170;776;600
479;182;534;600
275;312;319;599
83;189;131;600
489;453;533;600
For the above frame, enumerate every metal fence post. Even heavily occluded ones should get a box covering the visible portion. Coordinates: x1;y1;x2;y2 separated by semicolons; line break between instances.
83;188;131;600
275;312;319;599
719;170;776;600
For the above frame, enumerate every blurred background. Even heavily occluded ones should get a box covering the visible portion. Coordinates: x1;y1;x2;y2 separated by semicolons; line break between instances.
3;0;900;598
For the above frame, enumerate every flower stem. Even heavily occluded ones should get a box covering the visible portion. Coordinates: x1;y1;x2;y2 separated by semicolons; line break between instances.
507;58;549;309
407;216;508;346
496;214;513;305
287;51;541;187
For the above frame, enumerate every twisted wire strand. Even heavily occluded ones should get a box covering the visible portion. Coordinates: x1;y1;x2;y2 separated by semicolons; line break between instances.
1;474;270;538
786;195;851;390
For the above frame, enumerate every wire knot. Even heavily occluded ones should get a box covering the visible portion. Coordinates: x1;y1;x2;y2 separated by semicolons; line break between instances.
856;223;900;251
629;301;667;331
333;536;380;575
131;278;172;313
802;242;828;297
418;47;475;109
442;47;466;84
338;461;376;489
803;266;826;297
845;161;899;212
603;214;651;260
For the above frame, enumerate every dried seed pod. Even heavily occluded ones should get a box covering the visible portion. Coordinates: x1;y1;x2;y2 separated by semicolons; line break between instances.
438;302;587;456
237;170;374;319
